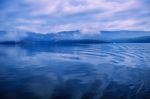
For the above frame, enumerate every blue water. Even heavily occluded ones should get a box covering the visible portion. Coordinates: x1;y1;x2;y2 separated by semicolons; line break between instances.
0;43;150;99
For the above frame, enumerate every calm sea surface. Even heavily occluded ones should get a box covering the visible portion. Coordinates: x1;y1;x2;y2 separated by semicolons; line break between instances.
0;43;150;99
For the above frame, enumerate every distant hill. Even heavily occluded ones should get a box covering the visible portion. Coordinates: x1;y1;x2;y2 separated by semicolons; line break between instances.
100;30;150;40
0;30;150;44
110;36;150;43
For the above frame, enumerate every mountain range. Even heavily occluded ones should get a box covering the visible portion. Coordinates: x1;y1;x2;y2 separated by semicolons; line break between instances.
0;30;150;44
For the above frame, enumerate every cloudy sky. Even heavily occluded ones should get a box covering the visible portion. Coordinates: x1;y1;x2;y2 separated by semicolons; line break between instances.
0;0;150;33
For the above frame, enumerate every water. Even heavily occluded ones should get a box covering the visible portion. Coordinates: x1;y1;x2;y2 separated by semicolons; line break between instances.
0;43;150;99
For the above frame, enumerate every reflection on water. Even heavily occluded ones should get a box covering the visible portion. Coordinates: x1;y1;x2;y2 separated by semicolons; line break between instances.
0;43;150;99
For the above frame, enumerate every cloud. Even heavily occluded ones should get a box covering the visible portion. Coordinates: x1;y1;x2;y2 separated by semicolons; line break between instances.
0;31;27;41
0;0;150;33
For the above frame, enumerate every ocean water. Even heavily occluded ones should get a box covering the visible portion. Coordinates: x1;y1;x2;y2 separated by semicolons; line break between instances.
0;43;150;99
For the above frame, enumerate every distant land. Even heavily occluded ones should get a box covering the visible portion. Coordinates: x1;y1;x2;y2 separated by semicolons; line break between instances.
0;30;150;44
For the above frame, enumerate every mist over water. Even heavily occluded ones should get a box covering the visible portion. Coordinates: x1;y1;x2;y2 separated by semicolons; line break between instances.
1;0;150;98
0;43;150;99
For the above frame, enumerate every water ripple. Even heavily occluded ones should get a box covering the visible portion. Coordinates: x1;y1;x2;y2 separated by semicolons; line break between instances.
0;44;150;99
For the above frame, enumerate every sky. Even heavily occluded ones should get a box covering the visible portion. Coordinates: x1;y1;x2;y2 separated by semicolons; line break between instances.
0;0;150;33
